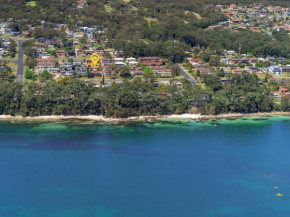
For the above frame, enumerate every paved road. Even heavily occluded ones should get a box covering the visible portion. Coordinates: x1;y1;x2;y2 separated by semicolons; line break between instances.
16;40;24;82
174;63;197;86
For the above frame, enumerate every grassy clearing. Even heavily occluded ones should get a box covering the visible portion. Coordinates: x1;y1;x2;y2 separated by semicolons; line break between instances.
7;62;17;74
26;1;36;6
144;17;158;27
105;5;113;13
280;72;290;78
193;12;202;19
47;48;55;52
0;33;10;39
185;11;202;19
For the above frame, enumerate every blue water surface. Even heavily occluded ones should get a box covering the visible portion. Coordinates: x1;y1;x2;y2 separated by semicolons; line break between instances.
0;117;290;217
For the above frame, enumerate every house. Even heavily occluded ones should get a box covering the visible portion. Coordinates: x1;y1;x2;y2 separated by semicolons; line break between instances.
268;65;282;75
226;50;236;56
126;57;138;67
273;93;282;99
114;58;125;67
230;3;237;8
138;57;161;67
232;19;241;23
56;50;66;57
221;78;229;83
36;58;56;72
75;65;86;75
35;42;45;50
10;32;20;37
36;58;55;66
133;68;143;76
89;68;102;77
152;67;172;77
75;48;85;56
64;41;73;47
229;59;240;65
281;66;290;73
22;32;30;38
249;66;260;73
189;58;202;65
277;57;285;62
208;25;223;30
45;39;54;46
172;80;183;87
280;88;289;96
68;50;76;56
249;58;258;64
232;68;243;74
266;56;276;62
160;81;170;86
199;68;213;74
85;59;93;67
36;51;51;58
85;50;94;55
73;58;84;65
101;58;111;68
220;57;229;64
195;64;208;70
95;47;105;55
250;27;261;32
104;69;116;76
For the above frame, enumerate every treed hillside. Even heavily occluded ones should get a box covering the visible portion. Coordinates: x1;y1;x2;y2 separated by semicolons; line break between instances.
2;0;290;60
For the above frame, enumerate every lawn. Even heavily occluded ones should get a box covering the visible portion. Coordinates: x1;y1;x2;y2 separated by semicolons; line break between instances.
0;33;10;39
47;48;55;52
26;1;36;6
280;72;290;78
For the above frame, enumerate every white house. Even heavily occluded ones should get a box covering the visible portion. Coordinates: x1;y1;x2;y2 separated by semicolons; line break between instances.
268;65;282;75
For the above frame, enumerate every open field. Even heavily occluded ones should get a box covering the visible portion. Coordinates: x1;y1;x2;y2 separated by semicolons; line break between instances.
26;1;36;6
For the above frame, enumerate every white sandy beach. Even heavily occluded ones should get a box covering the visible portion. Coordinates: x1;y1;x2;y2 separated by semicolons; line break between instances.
1;112;290;122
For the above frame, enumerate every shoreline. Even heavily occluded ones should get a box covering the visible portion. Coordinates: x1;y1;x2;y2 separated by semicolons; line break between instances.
1;112;290;123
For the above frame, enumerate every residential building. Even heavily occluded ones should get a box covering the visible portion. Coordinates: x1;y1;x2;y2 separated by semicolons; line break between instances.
101;58;111;68
56;50;66;57
138;57;161;67
268;65;282;75
280;88;289;96
75;48;85;56
189;58;202;65
152;67;172;77
35;42;45;50
281;66;290;73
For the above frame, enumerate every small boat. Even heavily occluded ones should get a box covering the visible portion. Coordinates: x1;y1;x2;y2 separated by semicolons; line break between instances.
274;187;279;189
276;193;284;197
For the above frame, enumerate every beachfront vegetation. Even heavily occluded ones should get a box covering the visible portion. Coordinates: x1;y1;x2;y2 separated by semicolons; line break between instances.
0;69;284;117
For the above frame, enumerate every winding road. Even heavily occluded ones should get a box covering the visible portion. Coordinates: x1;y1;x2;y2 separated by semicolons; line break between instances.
174;63;197;86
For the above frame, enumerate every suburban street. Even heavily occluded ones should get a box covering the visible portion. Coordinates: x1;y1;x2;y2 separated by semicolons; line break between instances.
174;63;197;86
16;40;24;82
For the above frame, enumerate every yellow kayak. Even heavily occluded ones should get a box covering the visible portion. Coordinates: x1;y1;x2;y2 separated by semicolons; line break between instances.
276;193;284;197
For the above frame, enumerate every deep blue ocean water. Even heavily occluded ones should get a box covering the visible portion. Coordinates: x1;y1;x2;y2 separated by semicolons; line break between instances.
0;117;290;217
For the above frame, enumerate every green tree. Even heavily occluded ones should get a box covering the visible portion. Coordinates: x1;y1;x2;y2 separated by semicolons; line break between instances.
40;70;50;80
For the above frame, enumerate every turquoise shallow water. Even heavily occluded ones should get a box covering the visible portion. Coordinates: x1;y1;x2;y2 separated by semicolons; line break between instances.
0;117;290;216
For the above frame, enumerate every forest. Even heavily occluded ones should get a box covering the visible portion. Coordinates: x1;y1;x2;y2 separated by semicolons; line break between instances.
0;64;288;117
2;0;290;60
